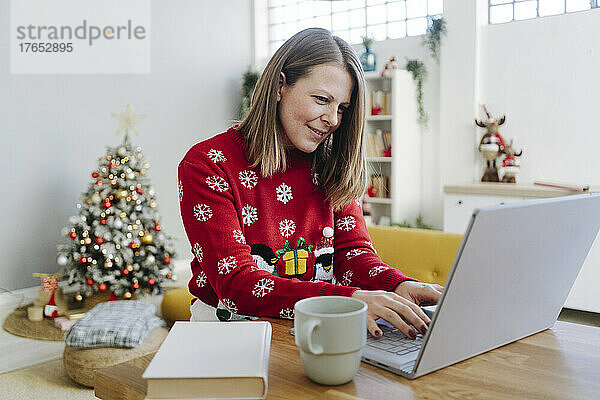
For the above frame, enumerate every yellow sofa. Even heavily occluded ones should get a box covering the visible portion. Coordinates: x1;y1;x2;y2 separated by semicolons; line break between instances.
161;226;463;324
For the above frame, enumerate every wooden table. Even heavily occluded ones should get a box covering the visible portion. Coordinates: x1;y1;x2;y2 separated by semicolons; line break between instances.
94;319;600;400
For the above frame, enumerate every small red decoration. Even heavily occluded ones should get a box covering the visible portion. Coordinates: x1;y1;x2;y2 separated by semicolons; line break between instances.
136;187;143;194
108;293;117;301
109;162;116;169
108;194;114;201
79;257;86;264
100;219;107;225
69;232;77;238
92;172;99;178
129;243;139;249
148;278;155;285
96;180;103;185
86;278;94;286
103;201;111;208
44;290;58;319
98;282;107;291
154;224;161;231
163;256;171;264
166;273;172;279
96;237;104;244
131;282;140;289
122;269;130;275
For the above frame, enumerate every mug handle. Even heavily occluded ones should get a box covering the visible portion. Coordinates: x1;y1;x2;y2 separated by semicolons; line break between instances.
299;319;323;355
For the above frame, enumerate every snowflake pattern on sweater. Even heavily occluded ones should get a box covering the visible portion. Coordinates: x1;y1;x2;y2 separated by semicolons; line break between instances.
178;127;414;319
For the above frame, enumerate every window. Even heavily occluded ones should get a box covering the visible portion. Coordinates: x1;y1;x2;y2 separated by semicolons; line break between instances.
489;0;599;24
268;0;444;54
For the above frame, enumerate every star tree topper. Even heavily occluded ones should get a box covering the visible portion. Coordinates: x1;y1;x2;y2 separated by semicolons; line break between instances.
111;104;146;142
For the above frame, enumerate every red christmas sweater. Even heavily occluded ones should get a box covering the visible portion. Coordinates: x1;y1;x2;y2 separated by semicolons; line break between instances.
178;126;413;320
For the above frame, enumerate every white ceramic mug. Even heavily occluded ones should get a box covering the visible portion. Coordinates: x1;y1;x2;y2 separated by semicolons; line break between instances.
294;296;367;385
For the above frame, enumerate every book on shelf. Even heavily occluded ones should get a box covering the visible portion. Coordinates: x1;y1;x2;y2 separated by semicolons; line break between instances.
366;130;391;158
143;321;272;399
368;90;391;115
369;174;390;198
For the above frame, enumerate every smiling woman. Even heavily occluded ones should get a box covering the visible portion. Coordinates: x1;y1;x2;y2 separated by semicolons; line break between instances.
178;28;443;341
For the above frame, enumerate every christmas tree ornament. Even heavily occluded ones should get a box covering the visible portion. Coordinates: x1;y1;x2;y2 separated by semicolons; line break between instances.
57;254;68;266
123;291;132;299
84;237;92;245
104;260;113;269
154;223;161;231
86;278;94;286
109;293;117;301
112;104;146;142
92;172;99;178
163;255;171;264
69;231;77;239
98;282;107;291
96;237;104;245
142;233;153;244
74;293;83;302
100;219;107;225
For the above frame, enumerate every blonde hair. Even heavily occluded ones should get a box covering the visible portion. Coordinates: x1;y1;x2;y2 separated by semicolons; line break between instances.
235;28;367;212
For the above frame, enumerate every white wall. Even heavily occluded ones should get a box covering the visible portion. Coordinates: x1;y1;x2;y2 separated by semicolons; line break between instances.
0;0;253;290
480;9;600;184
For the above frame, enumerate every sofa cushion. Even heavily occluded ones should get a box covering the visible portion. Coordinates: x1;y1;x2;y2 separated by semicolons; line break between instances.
161;287;194;326
367;226;462;286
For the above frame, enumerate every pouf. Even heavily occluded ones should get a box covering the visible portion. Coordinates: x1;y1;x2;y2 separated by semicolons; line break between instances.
63;326;169;387
161;287;194;325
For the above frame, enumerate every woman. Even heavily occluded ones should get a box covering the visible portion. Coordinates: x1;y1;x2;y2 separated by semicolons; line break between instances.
178;28;442;339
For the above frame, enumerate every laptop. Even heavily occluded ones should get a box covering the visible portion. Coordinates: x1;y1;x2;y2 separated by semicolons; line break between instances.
362;193;600;379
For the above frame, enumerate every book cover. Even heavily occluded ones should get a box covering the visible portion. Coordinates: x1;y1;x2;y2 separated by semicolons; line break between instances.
143;321;272;399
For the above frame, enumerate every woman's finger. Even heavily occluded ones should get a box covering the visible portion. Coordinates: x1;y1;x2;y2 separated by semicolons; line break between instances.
378;306;419;339
367;316;382;338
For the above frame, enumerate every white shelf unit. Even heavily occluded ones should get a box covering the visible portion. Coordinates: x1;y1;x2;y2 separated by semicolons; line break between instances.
364;70;421;225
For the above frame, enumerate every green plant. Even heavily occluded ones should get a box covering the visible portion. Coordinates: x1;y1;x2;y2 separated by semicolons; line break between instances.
240;67;261;119
391;214;436;230
423;17;447;62
361;35;374;50
405;59;428;127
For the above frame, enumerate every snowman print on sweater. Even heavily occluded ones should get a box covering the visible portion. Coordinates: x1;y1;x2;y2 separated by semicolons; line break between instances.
313;226;334;282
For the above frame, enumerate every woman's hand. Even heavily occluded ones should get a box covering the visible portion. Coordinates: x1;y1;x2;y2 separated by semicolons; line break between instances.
394;281;444;306
351;290;430;339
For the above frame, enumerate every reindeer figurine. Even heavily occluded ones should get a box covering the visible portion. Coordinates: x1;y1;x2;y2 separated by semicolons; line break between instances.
501;138;523;183
476;106;507;182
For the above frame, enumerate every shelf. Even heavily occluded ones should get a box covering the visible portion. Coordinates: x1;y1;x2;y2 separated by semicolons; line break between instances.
364;71;387;80
367;157;392;163
365;197;393;204
366;115;392;121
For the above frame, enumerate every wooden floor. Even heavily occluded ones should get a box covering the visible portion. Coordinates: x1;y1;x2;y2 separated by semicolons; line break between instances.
0;303;65;374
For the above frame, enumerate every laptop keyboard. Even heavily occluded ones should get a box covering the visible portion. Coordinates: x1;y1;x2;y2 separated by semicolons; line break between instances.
366;324;424;355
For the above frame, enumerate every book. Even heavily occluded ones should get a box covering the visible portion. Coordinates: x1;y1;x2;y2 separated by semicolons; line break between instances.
143;321;272;399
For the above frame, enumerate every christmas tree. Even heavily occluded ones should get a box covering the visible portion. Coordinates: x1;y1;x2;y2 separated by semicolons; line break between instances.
57;105;176;299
